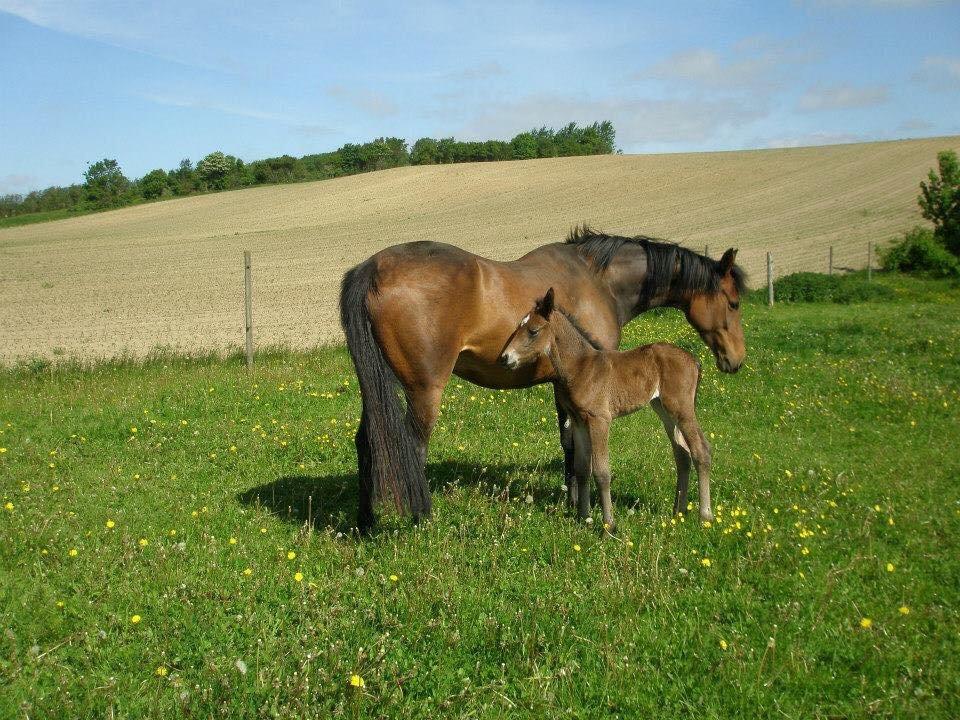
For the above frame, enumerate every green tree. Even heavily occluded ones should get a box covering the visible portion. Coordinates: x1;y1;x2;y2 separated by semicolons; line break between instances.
510;132;537;160
140;169;169;200
84;158;129;208
196;151;232;190
410;138;439;165
919;150;960;256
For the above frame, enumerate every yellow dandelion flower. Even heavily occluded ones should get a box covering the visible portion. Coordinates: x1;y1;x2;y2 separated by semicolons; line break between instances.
287;550;296;560
899;606;910;615
573;544;581;552
130;427;137;433
294;572;304;582
719;639;728;650
350;674;365;688
260;527;267;533
68;548;78;557
138;538;148;547
243;568;252;576
4;501;13;511
229;537;237;545
389;574;399;582
131;614;142;624
156;666;168;677
105;519;115;528
886;562;895;572
169;529;177;536
701;558;712;567
859;617;872;629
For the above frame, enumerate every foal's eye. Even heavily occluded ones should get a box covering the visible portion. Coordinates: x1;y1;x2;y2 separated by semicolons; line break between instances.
728;300;740;311
528;327;540;337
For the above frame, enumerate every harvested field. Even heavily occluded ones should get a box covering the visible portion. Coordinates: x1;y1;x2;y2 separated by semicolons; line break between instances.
1;136;957;363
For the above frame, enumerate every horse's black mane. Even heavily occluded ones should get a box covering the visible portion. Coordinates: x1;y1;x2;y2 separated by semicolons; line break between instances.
566;225;747;301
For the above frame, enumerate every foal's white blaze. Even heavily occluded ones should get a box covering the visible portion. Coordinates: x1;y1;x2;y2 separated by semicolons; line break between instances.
520;313;530;326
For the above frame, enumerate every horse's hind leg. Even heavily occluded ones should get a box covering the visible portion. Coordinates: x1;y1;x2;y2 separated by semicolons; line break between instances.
404;384;446;521
651;398;691;517
555;397;577;508
676;414;713;522
355;417;375;532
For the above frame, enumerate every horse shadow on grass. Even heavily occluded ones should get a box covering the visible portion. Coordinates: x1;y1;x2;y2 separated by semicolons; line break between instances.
236;457;663;536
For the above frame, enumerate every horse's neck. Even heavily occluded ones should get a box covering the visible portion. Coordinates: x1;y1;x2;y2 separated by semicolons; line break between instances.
603;245;689;319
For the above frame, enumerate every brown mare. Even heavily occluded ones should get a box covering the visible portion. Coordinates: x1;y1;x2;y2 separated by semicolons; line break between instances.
339;228;746;530
500;288;713;530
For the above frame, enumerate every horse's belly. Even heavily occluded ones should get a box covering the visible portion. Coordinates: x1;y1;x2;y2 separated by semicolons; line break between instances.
453;350;552;390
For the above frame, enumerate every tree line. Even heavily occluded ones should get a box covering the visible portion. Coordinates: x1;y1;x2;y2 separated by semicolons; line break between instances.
0;122;615;219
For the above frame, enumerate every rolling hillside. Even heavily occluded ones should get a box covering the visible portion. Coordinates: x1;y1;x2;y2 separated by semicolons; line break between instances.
1;135;957;362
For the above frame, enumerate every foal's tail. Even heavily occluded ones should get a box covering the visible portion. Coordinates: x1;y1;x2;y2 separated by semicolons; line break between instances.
339;259;430;519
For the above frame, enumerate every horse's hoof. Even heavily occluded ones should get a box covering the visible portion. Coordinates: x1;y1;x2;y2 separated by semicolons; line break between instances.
602;521;617;535
699;511;715;523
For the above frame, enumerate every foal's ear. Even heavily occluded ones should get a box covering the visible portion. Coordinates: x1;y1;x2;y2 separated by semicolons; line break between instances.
537;287;555;318
720;248;738;274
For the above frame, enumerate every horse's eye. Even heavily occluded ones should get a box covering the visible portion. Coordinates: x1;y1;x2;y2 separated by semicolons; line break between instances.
528;327;540;337
729;300;740;311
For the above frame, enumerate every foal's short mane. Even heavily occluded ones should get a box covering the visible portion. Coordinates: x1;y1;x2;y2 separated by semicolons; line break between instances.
554;306;604;351
566;225;747;301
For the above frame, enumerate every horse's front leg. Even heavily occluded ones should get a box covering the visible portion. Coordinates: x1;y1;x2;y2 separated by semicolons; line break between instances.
555;395;577;508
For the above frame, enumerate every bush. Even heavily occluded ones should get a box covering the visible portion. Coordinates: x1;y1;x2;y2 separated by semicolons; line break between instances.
751;272;895;304
880;226;960;278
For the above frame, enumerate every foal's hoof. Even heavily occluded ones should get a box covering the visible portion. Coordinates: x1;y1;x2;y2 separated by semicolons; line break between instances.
699;510;715;524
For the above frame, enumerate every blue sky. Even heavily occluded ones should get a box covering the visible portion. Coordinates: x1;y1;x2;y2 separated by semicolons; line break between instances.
1;0;958;195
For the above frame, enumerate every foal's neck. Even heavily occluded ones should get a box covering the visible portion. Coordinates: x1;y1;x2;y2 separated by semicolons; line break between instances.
547;311;604;385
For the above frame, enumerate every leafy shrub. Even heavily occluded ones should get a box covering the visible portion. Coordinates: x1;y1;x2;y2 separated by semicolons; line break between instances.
749;272;895;304
880;226;960;278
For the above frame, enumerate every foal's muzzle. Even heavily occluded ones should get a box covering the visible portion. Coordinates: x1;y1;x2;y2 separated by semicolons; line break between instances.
499;351;519;370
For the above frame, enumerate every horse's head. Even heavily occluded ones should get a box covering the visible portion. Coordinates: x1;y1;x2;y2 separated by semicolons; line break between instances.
685;248;746;374
500;288;556;370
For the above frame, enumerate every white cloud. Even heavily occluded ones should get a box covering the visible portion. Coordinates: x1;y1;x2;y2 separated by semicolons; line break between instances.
896;118;935;132
637;37;813;93
459;94;766;148
914;56;960;91
0;173;40;194
797;84;889;111
138;93;335;133
763;132;864;148
326;85;398;117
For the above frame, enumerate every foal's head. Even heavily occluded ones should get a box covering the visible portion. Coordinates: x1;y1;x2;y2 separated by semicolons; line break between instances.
499;288;557;370
685;248;746;374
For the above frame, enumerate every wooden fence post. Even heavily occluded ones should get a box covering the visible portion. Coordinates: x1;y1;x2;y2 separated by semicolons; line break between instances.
867;242;873;281
828;246;833;276
244;251;253;371
767;252;774;307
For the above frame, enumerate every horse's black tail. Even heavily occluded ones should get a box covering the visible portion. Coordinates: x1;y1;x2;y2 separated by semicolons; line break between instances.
339;258;431;522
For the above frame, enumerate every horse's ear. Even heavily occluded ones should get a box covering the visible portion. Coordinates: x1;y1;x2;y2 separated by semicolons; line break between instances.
720;248;738;274
537;287;555;318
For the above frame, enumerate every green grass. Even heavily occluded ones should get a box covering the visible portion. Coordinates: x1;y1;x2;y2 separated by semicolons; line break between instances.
1;276;959;718
0;208;99;229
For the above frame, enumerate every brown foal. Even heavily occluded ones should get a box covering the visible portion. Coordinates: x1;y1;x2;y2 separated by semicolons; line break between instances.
500;288;714;530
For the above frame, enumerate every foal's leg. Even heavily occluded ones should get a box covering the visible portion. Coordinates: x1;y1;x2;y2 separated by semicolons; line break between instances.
588;419;615;532
572;422;593;521
555;397;577;508
651;399;691;517
676;414;714;522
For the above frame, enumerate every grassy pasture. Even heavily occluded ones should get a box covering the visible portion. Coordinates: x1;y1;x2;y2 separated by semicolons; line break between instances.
1;274;959;718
